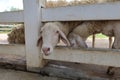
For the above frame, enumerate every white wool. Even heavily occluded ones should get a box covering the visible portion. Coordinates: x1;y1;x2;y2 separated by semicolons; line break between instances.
37;21;82;55
68;21;120;49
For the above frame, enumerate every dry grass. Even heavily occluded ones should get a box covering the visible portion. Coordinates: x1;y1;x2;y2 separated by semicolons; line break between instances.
46;0;68;8
7;24;25;44
46;0;120;8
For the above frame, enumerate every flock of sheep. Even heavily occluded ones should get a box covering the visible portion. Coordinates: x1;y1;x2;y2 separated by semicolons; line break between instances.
7;0;120;75
7;0;120;54
37;21;120;56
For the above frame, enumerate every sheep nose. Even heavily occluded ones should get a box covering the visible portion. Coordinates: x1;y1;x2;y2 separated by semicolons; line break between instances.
42;47;50;56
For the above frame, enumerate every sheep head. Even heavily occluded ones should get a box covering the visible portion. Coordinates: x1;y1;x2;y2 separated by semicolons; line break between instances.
37;22;70;56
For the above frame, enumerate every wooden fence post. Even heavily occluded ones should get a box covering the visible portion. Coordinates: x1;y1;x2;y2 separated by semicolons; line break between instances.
23;0;46;72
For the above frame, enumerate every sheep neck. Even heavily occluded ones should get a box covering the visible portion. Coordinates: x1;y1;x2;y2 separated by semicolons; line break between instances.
56;21;82;36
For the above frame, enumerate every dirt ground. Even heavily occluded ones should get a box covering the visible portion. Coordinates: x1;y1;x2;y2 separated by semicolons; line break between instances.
0;34;8;44
86;38;111;48
0;68;68;80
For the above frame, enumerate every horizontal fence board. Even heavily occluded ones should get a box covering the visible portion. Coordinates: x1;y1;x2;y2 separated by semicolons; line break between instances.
42;2;120;21
44;47;120;67
0;11;24;23
0;44;25;57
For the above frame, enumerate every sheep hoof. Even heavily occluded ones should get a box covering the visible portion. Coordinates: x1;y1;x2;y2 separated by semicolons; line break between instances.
106;66;115;76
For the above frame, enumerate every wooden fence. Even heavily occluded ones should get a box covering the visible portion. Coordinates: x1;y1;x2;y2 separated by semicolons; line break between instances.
0;0;120;72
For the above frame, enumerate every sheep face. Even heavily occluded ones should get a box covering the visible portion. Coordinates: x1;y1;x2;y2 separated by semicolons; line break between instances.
68;33;88;48
37;22;70;56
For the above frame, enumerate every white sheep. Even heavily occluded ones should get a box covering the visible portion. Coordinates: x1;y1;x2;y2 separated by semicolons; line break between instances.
68;21;105;48
37;21;82;56
68;21;120;49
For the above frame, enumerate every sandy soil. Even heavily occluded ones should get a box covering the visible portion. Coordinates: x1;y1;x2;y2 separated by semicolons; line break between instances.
0;34;8;44
0;68;68;80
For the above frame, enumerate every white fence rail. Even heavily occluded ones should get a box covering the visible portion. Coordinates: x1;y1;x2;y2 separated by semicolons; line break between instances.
0;44;25;57
42;2;120;21
44;47;120;67
0;0;120;72
0;11;24;23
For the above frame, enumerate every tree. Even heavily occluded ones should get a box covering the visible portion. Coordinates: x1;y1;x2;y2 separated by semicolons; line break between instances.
4;6;20;12
10;6;20;11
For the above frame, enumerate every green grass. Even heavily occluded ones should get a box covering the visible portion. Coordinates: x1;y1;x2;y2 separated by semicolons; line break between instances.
0;31;10;34
0;27;12;34
89;33;107;38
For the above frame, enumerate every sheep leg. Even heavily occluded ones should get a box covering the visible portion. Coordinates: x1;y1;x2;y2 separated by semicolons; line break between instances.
109;37;112;48
92;34;95;48
76;36;88;48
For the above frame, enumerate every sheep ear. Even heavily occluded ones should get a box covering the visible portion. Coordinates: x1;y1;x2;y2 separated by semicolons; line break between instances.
37;35;42;48
58;30;70;46
37;27;44;47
